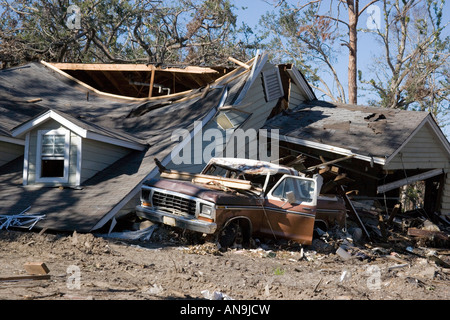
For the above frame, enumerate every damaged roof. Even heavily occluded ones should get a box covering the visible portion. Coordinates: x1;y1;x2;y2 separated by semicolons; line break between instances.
263;100;430;163
0;61;235;232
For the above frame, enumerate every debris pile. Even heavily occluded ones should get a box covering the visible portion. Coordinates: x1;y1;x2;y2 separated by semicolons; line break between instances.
0;207;45;230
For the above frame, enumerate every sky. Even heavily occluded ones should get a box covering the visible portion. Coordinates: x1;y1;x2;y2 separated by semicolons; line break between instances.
231;0;450;138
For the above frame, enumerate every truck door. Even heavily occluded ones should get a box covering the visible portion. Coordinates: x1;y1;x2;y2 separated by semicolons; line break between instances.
261;174;322;244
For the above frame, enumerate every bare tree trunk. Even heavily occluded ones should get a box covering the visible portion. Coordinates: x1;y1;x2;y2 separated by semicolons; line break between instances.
348;0;358;105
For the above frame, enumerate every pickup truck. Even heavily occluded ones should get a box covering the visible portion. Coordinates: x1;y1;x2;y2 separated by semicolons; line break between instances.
136;158;346;247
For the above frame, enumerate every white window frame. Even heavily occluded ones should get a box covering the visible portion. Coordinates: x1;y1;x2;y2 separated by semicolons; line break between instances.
36;128;70;184
267;174;318;206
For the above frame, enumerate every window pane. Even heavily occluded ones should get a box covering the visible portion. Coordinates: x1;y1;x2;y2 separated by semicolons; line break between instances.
54;146;65;156
272;179;286;198
42;135;54;145
54;135;65;145
42;134;65;156
272;177;315;203
41;159;64;178
41;146;54;155
294;179;315;203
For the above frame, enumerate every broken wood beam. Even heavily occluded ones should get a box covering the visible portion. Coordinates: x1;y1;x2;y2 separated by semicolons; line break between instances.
160;171;253;191
407;228;450;242
377;169;444;194
192;175;252;190
387;203;401;225
338;185;371;241
228;57;251;70
305;155;354;171
148;69;156;98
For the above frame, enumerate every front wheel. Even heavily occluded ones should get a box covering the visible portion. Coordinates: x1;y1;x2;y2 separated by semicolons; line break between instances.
218;220;249;249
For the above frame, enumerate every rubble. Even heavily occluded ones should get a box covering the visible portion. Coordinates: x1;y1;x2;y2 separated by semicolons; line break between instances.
0;207;45;230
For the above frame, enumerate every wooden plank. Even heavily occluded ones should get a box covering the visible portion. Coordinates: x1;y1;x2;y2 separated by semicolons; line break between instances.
48;63;219;74
387;203;401;225
0;274;51;281
377;169;444;194
192;176;253;190
407;228;450;242
160;171;253;190
23;262;50;275
148;69;156;98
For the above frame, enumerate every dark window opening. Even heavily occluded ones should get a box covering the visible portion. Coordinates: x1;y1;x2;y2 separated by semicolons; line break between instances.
41;159;64;178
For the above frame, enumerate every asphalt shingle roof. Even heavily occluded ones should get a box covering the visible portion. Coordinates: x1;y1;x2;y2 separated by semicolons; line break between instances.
264;100;429;159
0;62;235;232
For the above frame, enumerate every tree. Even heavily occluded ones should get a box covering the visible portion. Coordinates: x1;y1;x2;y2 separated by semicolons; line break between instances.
0;0;256;67
359;0;449;124
259;0;378;104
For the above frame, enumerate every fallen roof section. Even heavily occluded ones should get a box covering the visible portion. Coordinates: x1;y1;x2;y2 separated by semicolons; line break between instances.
263;100;430;164
0;56;255;232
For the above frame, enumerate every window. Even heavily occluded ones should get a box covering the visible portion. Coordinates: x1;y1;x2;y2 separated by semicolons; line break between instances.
215;109;251;130
36;129;70;183
271;176;315;204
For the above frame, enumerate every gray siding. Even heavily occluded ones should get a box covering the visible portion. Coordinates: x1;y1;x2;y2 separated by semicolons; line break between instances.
0;141;23;167
288;81;307;110
80;138;130;183
166;62;281;173
441;171;450;215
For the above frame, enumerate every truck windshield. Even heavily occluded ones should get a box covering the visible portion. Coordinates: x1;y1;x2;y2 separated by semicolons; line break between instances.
272;177;315;204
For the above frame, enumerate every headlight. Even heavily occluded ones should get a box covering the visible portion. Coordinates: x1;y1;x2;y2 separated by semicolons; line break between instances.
200;204;213;217
141;189;152;207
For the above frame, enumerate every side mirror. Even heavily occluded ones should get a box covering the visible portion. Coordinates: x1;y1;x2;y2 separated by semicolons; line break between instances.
286;191;296;204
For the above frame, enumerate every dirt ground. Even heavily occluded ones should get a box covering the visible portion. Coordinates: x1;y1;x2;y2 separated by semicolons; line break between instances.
0;223;449;302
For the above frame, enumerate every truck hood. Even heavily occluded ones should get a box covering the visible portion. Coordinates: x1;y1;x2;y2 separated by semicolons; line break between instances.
143;178;262;206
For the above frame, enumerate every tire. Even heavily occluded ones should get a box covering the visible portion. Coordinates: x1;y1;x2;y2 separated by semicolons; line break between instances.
219;222;239;249
219;220;249;249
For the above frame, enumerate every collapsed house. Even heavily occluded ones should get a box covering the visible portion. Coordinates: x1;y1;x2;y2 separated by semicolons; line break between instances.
0;52;315;232
262;100;450;223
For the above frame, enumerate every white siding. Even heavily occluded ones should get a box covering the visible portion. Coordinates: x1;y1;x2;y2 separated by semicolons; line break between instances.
0;141;23;167
80;139;130;183
384;123;450;171
384;122;450;216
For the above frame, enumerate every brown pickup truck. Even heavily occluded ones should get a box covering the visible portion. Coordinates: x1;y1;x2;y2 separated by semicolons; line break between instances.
136;158;346;247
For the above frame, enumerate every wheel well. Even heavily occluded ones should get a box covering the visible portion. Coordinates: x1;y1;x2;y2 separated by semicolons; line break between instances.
314;220;328;232
222;217;252;240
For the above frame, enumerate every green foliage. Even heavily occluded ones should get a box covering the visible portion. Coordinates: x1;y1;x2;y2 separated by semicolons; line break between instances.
0;0;257;66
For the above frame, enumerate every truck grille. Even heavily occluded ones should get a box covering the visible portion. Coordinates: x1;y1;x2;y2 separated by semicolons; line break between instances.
152;190;197;216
